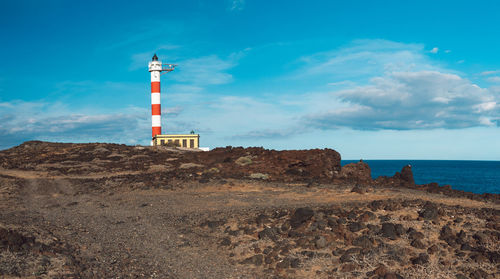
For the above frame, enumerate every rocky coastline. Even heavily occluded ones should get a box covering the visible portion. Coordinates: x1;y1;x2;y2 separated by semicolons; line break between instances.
0;141;498;278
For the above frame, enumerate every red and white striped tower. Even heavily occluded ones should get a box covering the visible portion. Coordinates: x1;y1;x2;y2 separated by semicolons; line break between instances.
148;54;175;143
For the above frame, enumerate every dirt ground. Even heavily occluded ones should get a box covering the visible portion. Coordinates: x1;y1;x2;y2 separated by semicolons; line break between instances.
0;142;498;278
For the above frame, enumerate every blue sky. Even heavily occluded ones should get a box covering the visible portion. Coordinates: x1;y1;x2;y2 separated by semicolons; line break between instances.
1;0;499;159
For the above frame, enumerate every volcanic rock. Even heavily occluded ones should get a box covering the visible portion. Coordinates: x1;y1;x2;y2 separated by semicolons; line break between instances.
258;227;278;241
290;207;314;228
411;253;429;265
315;236;327;249
352;236;374;249
381;223;398;240
419;203;439;220
411;239;426;249
339;161;372;185
241;254;264;266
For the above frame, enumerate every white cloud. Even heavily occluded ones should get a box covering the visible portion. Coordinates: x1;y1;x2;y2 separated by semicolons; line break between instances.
0;100;196;149
480;70;500;76
304;71;499;130
228;0;245;11
293;40;443;82
172;54;240;85
430;47;439;54
474;102;497;112
487;76;500;83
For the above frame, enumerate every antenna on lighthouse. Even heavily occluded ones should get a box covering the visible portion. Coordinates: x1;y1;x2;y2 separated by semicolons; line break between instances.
148;54;176;144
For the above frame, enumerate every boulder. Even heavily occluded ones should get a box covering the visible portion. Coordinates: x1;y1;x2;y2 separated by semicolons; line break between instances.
314;236;328;249
411;253;429;265
338;161;372;185
381;223;398;240
353;236;374;249
419;203;439;220
290;207;315;228
258;227;278;241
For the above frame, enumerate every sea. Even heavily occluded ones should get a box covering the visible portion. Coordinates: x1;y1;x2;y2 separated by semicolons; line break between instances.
341;160;500;194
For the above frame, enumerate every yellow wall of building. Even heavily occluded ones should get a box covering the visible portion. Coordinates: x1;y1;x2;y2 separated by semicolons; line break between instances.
153;134;199;148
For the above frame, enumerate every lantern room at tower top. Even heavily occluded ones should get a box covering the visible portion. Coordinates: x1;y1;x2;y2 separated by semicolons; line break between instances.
148;54;202;149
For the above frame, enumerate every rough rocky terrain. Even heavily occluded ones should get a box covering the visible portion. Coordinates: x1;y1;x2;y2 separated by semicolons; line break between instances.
0;141;498;278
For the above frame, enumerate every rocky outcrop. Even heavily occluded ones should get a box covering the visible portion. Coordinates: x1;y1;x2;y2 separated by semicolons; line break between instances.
337;160;372;185
0;141;498;202
374;165;416;188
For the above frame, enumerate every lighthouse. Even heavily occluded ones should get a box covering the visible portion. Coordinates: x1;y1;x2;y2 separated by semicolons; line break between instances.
148;54;202;149
148;54;175;143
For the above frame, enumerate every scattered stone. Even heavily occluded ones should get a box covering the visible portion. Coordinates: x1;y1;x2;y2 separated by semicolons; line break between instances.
280;222;291;232
315;236;327;249
353;236;374;249
373;265;388;276
487;251;500;263
419;203;439;220
347;211;358;220
341;263;356;272
249;173;269;180
407;228;424;240
411;253;429;265
201;219;226;229
255;214;269;226
379;215;391;222
220;237;231;246
473;232;487;244
241;254;264;266
275;258;291;269
265;254;276;264
258;227;278;241
440;225;458;246
369;200;384;211
470;253;488;263
290;258;300;268
179;163;204;169
301;250;316;258
460;243;473;251
295;237;308;248
315;220;327;231
469;269;489;279
235;156;253;166
384;201;402;211
411;239;426;249
351;186;365;194
359;211;376;222
427;244;439;254
384;273;398;279
290;207;314;228
332;249;344;256
348;222;364;232
327;217;338;227
394;224;404;236
279;245;290;255
381;223;398;240
340;253;354;263
367;224;380;234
